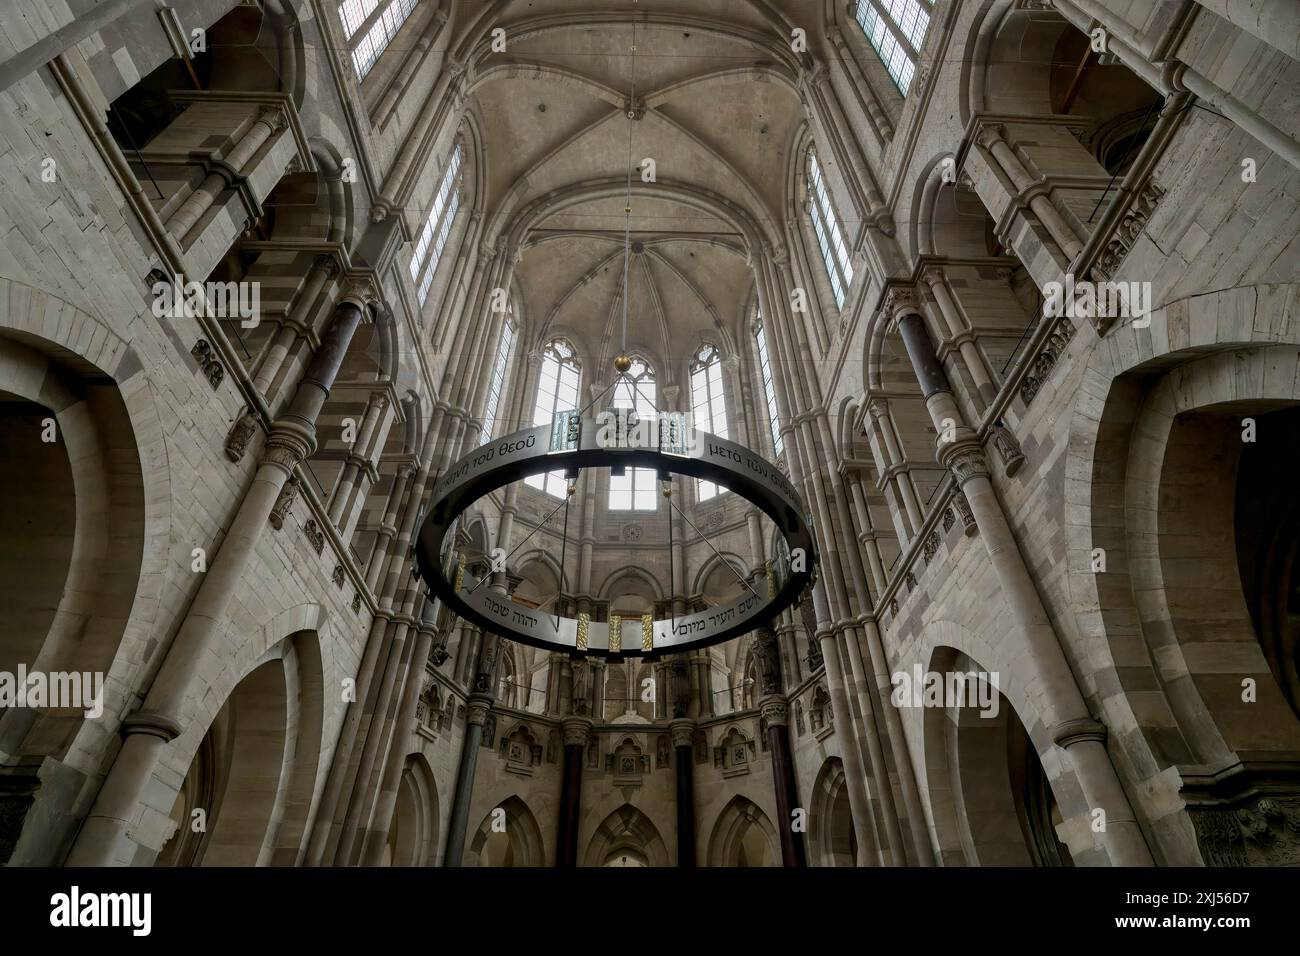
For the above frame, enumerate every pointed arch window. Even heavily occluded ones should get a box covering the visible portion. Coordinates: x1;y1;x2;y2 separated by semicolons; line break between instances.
754;320;784;459
526;340;581;499
691;345;729;502
410;142;462;305
609;357;658;511
340;0;420;78
480;317;516;440
853;0;932;95
808;149;854;310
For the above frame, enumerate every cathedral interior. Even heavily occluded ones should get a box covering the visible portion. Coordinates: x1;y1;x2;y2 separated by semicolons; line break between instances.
0;0;1297;873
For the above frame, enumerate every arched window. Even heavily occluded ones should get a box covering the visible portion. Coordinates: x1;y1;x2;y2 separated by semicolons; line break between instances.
691;345;728;501
753;319;783;459
808;150;854;310
411;142;462;306
609;357;658;511
340;0;420;78
853;0;932;95
526;340;580;498
480;317;515;440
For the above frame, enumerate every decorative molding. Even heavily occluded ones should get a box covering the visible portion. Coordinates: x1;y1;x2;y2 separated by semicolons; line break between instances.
190;339;224;390
989;423;1025;476
1019;315;1076;406
303;518;325;555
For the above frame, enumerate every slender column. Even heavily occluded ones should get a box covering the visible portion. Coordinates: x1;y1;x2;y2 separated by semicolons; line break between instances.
555;717;591;866
253;255;337;396
670;718;696;867
442;694;491;867
443;629;500;866
754;625;805;866
868;400;923;536
895;308;1152;865
69;288;370;865
365;462;415;590
168;108;285;242
329;392;387;525
975;124;1084;260
921;267;998;408
361;615;437;865
847;471;889;599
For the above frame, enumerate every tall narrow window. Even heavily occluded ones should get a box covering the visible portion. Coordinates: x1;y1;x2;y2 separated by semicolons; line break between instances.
526;340;580;499
480;318;515;440
754;322;784;459
410;143;462;305
608;357;658;511
853;0;932;95
691;345;729;501
342;0;420;78
808;149;854;310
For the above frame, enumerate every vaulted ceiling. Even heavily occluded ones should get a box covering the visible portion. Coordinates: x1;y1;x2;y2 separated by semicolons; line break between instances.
464;0;811;383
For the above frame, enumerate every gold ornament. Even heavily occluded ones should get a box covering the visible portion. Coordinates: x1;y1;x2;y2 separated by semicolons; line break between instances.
614;354;632;373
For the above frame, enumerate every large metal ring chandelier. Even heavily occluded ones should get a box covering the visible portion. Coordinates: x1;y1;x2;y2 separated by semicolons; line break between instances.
414;410;817;659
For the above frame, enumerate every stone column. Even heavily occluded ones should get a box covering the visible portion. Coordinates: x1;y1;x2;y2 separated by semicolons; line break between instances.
754;625;805;867
555;717;591;867
895;308;1153;866
762;697;806;867
920;266;998;408
442;693;492;867
360;613;437;865
168;107;285;242
975;124;1084;261
669;718;696;867
68;285;371;866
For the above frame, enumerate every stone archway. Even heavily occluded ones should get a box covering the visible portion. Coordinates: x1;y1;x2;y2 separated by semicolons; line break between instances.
582;803;670;868
387;755;438;867
467;795;545;867
157;630;324;867
707;795;779;867
809;757;857;867
920;646;1074;867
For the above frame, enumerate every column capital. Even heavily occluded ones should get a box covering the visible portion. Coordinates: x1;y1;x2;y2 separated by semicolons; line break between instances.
465;694;493;727
759;696;790;727
940;441;991;487
919;265;947;288
669;718;696;749
561;716;593;747
882;285;922;325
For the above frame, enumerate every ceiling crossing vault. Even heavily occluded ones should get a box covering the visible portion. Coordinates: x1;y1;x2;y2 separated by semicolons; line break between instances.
467;1;807;380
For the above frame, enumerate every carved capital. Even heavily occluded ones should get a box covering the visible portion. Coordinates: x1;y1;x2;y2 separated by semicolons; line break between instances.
760;697;789;728
465;695;493;728
942;442;990;487
669;718;696;749
561;716;593;748
881;285;920;324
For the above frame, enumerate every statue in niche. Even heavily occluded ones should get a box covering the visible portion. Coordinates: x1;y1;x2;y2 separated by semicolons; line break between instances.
752;626;781;698
474;636;497;694
570;659;591;715
669;656;691;718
